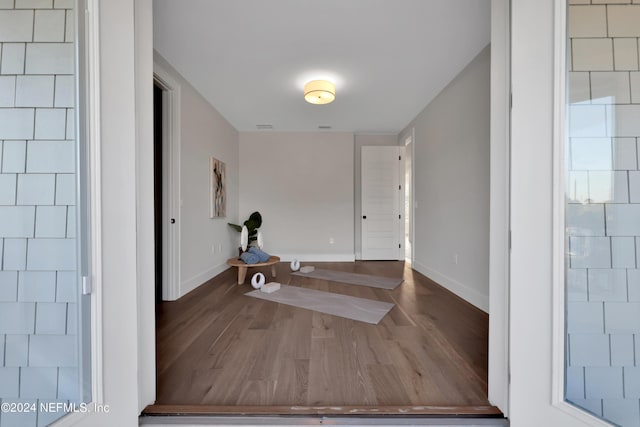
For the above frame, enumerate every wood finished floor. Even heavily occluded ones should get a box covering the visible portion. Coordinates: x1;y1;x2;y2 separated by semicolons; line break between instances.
152;261;492;414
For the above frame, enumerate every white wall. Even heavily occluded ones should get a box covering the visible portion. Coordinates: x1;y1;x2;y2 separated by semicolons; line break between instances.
399;45;491;312
353;134;398;259
238;132;354;261
153;53;239;297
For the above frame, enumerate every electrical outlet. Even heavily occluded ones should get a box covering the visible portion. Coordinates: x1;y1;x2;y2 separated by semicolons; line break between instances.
329;237;335;244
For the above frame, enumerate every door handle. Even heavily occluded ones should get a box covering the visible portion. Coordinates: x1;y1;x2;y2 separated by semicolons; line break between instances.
362;215;367;219
170;218;175;224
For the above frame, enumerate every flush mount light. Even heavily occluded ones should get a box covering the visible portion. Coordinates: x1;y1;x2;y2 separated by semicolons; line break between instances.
304;80;336;105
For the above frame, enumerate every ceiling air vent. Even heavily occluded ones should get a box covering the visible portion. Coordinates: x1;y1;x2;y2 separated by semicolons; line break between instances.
318;125;332;130
256;124;273;130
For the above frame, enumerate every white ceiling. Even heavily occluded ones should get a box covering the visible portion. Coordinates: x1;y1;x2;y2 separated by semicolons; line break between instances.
153;0;491;134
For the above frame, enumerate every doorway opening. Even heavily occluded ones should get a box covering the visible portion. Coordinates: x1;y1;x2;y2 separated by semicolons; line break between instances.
154;83;164;304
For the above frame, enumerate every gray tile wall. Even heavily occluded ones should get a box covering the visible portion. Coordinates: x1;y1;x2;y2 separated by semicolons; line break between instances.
567;1;640;426
0;1;78;426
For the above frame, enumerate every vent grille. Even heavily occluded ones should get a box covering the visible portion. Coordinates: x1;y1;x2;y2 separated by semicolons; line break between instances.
256;124;273;130
318;125;332;130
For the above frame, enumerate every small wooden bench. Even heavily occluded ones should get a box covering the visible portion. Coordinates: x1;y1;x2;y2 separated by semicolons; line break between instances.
226;255;280;285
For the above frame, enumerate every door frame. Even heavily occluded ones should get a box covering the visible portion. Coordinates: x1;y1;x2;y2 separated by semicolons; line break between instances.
133;0;513;419
400;127;415;265
153;62;181;302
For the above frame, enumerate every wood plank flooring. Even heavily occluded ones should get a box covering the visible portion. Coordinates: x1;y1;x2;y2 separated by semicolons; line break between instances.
149;261;496;416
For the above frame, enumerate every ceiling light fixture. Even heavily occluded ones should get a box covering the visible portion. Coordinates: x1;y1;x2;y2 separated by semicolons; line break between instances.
304;80;336;105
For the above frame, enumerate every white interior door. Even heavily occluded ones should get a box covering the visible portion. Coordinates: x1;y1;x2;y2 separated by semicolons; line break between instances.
361;146;403;260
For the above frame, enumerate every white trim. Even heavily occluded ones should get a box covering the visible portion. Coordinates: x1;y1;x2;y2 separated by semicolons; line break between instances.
488;0;510;416
550;1;613;425
135;0;156;413
180;263;231;297
278;253;356;263
153;60;182;302
400;127;415;265
52;0;102;424
413;260;489;312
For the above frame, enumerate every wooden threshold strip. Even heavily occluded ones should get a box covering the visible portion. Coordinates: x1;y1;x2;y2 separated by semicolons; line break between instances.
142;404;503;417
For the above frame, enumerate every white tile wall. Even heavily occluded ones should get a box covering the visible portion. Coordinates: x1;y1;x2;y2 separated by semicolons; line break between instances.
0;10;33;42
27;140;74;172
25;43;73;75
54;173;74;205
4;335;28;367
17;271;55;302
610;335;635;366
0;76;16;107
569;5;607;38
568;302;605;332
55;271;75;302
613;38;639;70
15;0;52;9
34;206;66;238
57;367;77;400
613;137;637;170
567;366;586;398
591;72;631;103
0;174;17;205
571;334;611;366
568;268;589;301
34;108;66;139
54;0;74;9
603;399;640;426
630;171;640;202
16;174;55;205
0;43;25;74
629;270;640;301
612;105;640;136
0;206;35;238
19;367;57;398
570;236;612;268
54;75;73;108
588;171;628;203
28;335;76;367
605;302;640;332
2;140;26;173
569;72;591;104
569;399;603;417
608;5;640;37
573;38;614;71
15;76;54;108
1;3;78;423
611;237;636;268
631;72;640;102
586;367;624;398
0;110;34;140
606;204;640;235
33;9;65;43
3;239;27;270
0;271;17;302
0;368;20;397
0;303;34;334
567;204;606;236
35;303;66;334
589;269;628;301
26;238;75;270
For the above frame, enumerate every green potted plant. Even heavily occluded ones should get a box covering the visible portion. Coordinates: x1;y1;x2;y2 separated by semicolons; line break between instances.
228;211;262;253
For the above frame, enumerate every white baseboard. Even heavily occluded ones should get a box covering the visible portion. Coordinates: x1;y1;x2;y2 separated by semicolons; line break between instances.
412;260;489;313
277;253;356;262
180;262;230;298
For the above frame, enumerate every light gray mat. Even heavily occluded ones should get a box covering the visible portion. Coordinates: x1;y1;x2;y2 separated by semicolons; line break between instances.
291;268;403;290
245;285;394;324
